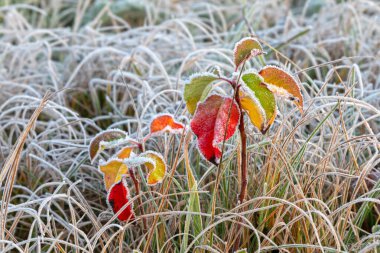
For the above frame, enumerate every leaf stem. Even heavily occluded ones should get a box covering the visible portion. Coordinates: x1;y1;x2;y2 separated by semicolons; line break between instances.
231;62;248;251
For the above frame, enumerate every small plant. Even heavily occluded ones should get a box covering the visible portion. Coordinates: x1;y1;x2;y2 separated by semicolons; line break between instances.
88;114;184;221
87;37;304;251
184;37;304;203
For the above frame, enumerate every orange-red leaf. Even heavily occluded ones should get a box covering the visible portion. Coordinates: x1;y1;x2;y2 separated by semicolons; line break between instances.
150;114;184;135
190;95;240;165
259;66;303;112
107;178;135;222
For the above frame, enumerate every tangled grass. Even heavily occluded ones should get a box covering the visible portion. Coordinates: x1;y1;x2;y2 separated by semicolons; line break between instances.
0;0;379;252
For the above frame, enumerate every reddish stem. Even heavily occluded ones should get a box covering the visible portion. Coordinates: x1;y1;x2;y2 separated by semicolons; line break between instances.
235;91;247;203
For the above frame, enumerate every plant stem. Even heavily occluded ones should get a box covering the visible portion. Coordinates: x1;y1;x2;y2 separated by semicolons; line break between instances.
235;92;247;203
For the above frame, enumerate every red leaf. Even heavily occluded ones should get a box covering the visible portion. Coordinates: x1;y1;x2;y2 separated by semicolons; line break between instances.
107;178;135;222
190;95;240;164
150;114;184;135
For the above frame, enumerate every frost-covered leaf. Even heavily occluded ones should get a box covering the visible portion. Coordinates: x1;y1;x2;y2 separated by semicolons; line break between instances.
239;91;265;131
100;146;134;190
234;37;263;69
149;114;184;135
116;146;134;159
190;95;240;165
89;129;129;163
259;66;303;112
184;73;218;115
107;178;135;222
241;71;277;133
99;159;129;190
140;151;166;185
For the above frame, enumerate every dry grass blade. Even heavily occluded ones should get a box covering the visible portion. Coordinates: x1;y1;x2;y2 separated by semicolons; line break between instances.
0;92;50;250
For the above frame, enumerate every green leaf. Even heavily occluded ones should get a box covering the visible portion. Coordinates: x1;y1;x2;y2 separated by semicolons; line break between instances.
233;37;263;69
241;71;277;134
184;73;218;115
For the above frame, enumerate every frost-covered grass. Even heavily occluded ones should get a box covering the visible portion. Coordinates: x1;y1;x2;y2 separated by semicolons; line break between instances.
0;0;379;252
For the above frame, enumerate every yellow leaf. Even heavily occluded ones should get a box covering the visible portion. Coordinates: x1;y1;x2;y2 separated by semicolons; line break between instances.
239;91;266;132
141;151;166;185
116;146;134;159
99;159;129;190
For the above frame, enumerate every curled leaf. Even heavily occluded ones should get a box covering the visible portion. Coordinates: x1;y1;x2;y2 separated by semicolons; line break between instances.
140;151;166;185
241;71;277;133
107;178;135;222
234;37;263;69
149;114;184;135
99;159;129;190
184;73;218;115
259;66;303;112
89;129;129;163
190;95;240;165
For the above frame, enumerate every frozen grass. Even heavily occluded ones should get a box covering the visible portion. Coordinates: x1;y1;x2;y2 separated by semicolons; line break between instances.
0;0;379;252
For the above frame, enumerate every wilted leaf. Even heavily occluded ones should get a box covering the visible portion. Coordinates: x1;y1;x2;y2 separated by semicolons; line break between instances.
107;178;135;222
259;66;303;112
190;95;240;165
89;129;129;163
99;159;129;190
140;151;166;185
149;114;184;135
184;73;218;115
241;71;277;133
234;37;263;69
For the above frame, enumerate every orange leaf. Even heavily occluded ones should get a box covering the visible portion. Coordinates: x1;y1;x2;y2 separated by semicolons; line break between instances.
150;114;184;135
116;146;134;159
259;66;303;112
